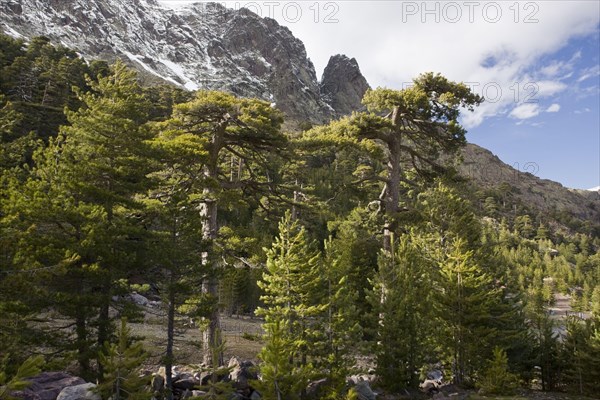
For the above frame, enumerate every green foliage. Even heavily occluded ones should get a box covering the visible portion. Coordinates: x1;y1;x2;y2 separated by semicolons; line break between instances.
256;212;322;398
164;89;287;365
370;233;431;390
255;320;307;400
257;213;361;398
96;318;150;400
1;42;599;399
525;282;561;391
318;238;362;396
2;60;153;378
477;347;519;395
0;355;44;400
0;34;94;170
561;317;600;396
433;238;499;385
328;208;381;324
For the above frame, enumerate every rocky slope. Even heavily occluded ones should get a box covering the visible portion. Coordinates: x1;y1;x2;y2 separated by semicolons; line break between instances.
0;0;368;124
460;143;600;226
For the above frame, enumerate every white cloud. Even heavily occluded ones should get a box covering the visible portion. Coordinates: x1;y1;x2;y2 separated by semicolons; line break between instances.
510;103;540;119
540;62;564;78
577;65;600;82
536;80;568;96
546;103;561;112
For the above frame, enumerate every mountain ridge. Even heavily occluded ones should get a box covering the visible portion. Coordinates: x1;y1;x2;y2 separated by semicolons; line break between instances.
0;0;368;124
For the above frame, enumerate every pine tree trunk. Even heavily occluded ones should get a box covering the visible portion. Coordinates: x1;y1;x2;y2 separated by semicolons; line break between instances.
75;314;91;379
201;144;223;367
383;141;401;253
97;289;111;380
98;202;114;379
165;283;175;400
201;197;222;366
383;107;402;253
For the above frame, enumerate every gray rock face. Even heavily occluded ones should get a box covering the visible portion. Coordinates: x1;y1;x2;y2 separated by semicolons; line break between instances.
56;383;100;400
12;372;85;400
0;0;368;125
321;54;370;118
228;356;258;390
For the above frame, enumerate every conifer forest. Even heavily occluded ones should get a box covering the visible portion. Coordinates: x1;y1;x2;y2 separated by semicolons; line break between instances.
1;34;600;400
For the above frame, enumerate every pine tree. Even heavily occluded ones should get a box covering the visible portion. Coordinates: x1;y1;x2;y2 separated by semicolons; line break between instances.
5;61;153;378
306;74;482;253
165;91;286;366
255;320;307;400
256;212;323;399
415;181;531;384
97;318;151;400
477;347;519;395
318;238;361;397
142;114;208;399
329;208;381;329
369;233;431;391
56;60;153;369
432;237;499;385
562;316;600;396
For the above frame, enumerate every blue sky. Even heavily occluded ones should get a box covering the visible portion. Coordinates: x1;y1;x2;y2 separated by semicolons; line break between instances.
160;1;600;189
469;32;600;190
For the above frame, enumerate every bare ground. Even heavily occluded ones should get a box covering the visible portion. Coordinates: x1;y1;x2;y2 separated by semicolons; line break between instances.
128;306;264;368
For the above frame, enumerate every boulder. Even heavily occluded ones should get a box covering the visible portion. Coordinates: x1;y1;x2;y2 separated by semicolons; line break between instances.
129;292;149;306
228;358;257;390
200;371;229;386
419;379;440;394
355;381;377;400
151;373;165;392
12;372;86;400
427;370;443;382
172;375;198;391
56;383;100;400
305;378;328;399
347;374;376;385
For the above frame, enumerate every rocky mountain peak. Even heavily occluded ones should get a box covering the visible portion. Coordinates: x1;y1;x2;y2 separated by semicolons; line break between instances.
320;54;371;118
0;0;370;126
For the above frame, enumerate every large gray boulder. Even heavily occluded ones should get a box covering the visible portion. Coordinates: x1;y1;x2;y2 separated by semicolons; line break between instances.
56;383;100;400
228;357;258;390
12;372;85;400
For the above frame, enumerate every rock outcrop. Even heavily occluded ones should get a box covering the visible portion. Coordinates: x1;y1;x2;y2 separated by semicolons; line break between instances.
321;54;370;118
56;383;100;400
11;372;85;400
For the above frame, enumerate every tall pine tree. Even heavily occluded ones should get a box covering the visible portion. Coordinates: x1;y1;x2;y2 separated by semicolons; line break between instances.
256;212;323;399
